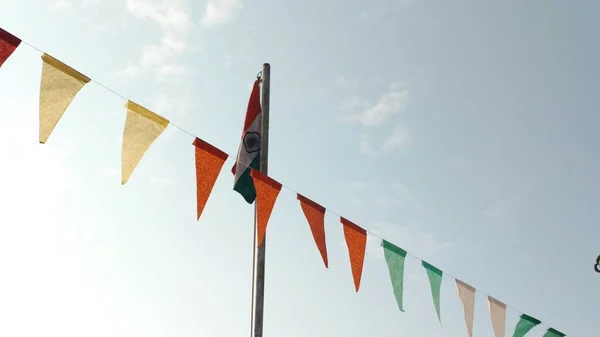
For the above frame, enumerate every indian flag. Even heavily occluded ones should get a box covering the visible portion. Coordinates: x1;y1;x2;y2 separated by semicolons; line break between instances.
232;79;262;204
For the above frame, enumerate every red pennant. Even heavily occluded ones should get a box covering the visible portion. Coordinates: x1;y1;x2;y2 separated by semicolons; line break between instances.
297;194;328;268
193;137;228;221
250;169;282;247
0;28;21;68
340;217;367;292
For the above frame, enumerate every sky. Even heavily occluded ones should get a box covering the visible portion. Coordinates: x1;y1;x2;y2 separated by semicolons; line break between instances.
0;0;598;336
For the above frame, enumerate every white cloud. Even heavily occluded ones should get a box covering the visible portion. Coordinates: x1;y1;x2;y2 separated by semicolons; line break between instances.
371;182;424;212
52;0;105;8
127;0;191;34
359;125;413;155
366;222;453;260
0;98;76;216
51;0;125;33
53;0;73;8
339;180;426;215
338;82;413;155
0;98;137;337
336;76;358;90
148;175;177;187
350;197;365;207
340;95;369;116
342;82;410;127
481;194;522;220
481;206;510;219
123;0;193;79
381;125;413;152
201;0;243;28
150;90;191;117
222;52;234;69
349;181;373;189
359;0;414;21
391;181;411;198
309;85;327;98
98;161;177;188
371;181;412;206
340;181;373;206
98;165;119;178
359;134;377;156
123;0;243;77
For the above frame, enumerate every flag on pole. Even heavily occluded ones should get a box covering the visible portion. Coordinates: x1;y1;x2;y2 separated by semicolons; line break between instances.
232;79;262;204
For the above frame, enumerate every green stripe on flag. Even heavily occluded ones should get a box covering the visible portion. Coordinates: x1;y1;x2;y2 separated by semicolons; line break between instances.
382;240;407;312
234;155;260;204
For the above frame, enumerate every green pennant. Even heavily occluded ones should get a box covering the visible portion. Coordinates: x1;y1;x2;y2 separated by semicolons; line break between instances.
512;314;541;337
422;260;443;323
542;328;565;337
382;240;407;312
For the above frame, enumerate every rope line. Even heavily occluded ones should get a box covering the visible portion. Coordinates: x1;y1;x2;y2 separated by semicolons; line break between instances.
12;34;562;333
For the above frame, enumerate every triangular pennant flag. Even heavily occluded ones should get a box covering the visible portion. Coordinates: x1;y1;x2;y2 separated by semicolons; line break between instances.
39;53;91;144
297;193;328;268
512;314;541;337
340;217;367;292
542;328;565;337
193;137;228;221
456;279;476;337
488;296;506;337
0;27;21;68
250;169;282;247
121;100;169;185
382;240;407;312
422;260;443;323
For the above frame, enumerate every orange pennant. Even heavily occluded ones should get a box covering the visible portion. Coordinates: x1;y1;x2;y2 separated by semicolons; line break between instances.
341;217;367;292
193;137;228;221
297;194;328;268
250;169;282;247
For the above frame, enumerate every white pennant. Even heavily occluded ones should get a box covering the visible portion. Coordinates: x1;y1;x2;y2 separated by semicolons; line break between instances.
456;279;476;337
487;296;506;337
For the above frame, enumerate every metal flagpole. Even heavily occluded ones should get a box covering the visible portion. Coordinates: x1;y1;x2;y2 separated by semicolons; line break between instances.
252;62;270;337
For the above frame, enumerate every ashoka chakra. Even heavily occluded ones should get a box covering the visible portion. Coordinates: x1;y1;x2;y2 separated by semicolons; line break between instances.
243;131;261;153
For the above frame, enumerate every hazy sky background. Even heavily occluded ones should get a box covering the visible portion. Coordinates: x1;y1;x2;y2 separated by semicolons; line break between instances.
0;0;598;336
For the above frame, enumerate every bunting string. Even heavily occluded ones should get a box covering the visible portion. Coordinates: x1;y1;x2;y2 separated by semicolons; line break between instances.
1;27;566;337
14;33;199;141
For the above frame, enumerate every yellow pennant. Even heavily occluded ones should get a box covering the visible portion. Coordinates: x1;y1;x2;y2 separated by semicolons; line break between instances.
39;53;91;144
121;101;169;185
